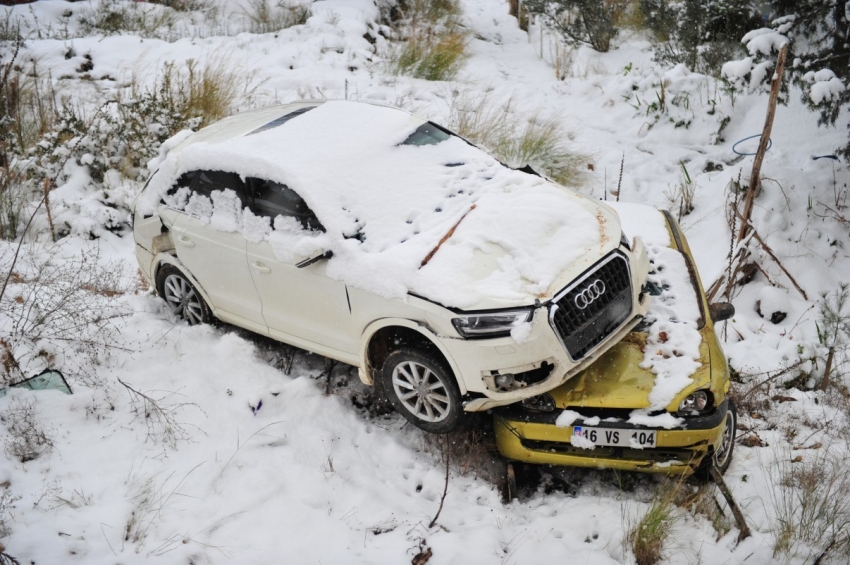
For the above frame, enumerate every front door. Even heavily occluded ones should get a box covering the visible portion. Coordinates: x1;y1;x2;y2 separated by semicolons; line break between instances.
169;170;266;333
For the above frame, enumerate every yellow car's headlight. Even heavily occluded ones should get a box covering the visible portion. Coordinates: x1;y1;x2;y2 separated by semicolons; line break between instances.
678;390;711;416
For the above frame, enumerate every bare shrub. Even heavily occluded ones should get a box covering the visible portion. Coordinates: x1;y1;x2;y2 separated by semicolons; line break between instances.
769;446;850;563
243;0;310;33
118;378;200;449
0;487;22;538
0;243;133;386
0;165;29;241
2;397;55;463
445;92;587;186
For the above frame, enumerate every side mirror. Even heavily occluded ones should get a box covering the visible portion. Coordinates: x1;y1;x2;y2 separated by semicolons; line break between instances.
709;302;735;322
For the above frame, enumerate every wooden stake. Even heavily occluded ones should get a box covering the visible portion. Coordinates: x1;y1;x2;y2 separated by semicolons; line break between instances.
709;467;752;545
737;43;789;244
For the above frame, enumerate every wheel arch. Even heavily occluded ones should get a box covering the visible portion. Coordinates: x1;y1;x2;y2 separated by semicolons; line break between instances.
152;254;215;313
359;319;466;395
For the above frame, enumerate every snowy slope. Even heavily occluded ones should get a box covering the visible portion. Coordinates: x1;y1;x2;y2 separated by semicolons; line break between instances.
1;1;849;564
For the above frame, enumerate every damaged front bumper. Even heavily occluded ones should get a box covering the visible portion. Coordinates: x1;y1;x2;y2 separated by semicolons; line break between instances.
493;399;729;474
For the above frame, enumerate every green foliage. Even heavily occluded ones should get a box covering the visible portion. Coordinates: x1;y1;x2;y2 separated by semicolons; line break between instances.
524;0;629;53
639;0;759;76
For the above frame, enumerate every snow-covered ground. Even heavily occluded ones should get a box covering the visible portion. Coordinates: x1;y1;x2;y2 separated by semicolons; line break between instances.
2;1;849;563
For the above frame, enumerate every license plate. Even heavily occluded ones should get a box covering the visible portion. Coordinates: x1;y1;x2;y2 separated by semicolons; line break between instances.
572;426;656;448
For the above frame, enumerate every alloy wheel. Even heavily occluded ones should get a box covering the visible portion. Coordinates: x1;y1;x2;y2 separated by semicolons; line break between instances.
391;360;451;423
163;273;205;325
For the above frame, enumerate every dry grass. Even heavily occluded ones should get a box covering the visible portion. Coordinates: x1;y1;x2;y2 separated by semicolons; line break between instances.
445;92;587;187
390;30;469;81
626;482;683;565
384;0;469;82
769;446;850;563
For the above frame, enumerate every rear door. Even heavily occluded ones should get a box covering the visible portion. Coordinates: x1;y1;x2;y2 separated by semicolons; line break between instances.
244;177;357;359
170;170;266;333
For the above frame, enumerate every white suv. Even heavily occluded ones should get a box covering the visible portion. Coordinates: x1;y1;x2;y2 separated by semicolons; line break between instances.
133;101;650;433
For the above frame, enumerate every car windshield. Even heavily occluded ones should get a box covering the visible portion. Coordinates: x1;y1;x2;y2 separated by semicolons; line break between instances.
401;122;452;146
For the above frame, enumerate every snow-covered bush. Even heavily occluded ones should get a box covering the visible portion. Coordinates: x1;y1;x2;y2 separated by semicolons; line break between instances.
524;0;628;53
243;0;310;34
639;0;760;76
77;0;177;38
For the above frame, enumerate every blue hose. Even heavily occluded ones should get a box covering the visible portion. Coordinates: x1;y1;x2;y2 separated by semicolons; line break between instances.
732;134;772;156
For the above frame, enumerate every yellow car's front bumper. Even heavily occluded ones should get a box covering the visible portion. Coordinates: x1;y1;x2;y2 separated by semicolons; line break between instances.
494;400;729;475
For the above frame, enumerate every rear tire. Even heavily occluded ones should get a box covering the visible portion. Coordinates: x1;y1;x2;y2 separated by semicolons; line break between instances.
380;348;462;434
156;265;211;326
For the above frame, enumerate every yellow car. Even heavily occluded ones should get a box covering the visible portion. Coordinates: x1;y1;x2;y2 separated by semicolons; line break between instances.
494;204;736;476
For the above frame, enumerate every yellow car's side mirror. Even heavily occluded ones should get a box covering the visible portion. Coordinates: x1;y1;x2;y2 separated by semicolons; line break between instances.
709;302;735;322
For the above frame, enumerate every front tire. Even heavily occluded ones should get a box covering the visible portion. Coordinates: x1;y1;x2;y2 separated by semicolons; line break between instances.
381;348;462;434
696;399;737;480
156;265;211;326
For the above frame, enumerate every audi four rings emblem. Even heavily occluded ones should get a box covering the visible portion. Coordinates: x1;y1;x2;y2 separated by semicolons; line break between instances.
574;279;606;309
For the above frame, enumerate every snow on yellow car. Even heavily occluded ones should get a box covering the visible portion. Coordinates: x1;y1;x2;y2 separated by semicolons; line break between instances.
494;204;736;476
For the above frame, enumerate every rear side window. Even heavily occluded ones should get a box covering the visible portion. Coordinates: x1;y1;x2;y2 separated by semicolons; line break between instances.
247;107;314;136
247;178;324;232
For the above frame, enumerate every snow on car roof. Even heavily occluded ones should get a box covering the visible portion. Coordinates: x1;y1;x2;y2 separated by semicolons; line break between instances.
139;101;615;308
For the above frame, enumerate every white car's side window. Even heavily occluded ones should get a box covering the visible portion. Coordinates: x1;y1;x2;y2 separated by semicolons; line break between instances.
246;178;324;233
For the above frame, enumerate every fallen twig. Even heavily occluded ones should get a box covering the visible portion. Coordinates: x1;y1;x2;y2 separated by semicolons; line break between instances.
428;435;450;529
734;209;808;300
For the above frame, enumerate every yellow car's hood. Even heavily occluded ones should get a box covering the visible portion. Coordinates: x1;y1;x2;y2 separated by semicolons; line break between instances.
548;328;713;411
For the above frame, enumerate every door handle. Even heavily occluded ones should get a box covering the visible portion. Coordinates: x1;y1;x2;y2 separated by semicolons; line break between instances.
178;235;195;248
251;262;271;274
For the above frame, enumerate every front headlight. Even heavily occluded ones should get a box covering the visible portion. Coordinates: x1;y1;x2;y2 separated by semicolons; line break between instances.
678;390;711;416
452;309;533;339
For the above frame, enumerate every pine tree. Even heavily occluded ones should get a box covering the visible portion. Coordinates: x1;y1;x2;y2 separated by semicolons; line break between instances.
640;0;761;76
732;0;850;156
